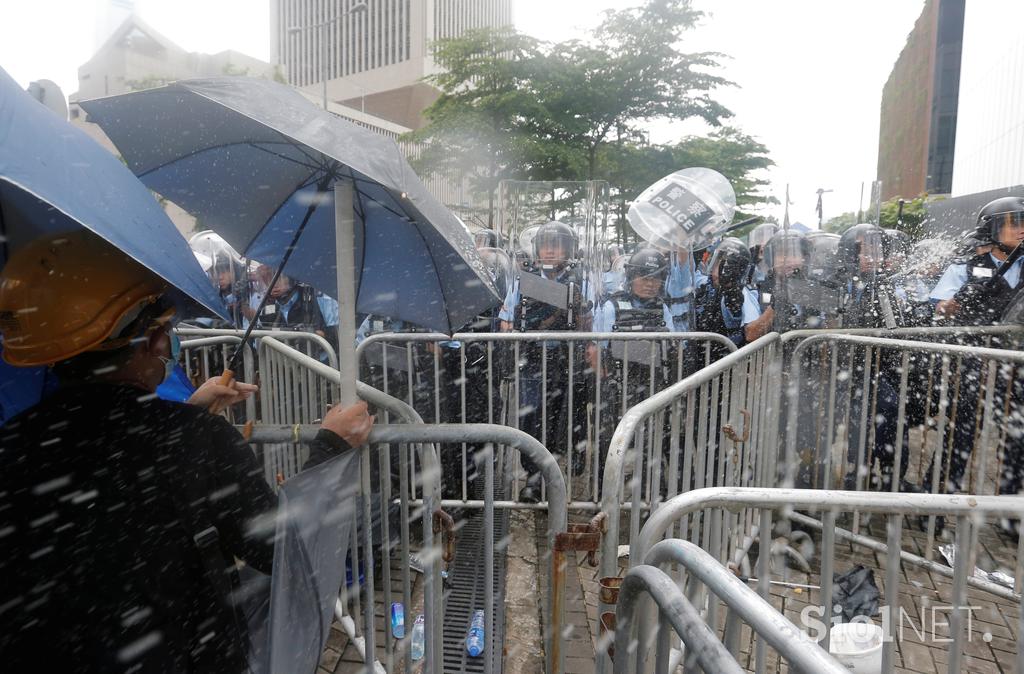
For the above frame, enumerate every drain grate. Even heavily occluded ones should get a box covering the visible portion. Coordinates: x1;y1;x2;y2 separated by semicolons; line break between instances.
440;459;511;674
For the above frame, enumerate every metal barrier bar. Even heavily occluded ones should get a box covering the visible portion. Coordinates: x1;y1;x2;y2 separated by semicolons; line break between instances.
635;487;1024;674
177;326;339;367
357;331;736;509
643;539;847;674
612;565;743;674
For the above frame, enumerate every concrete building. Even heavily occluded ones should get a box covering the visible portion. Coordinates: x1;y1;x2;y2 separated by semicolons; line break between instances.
73;15;280;102
876;0;964;201
949;1;1024;196
270;0;514;129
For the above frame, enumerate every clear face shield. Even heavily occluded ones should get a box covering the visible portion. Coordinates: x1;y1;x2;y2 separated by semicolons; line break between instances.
474;230;498;250
991;212;1024;250
533;228;576;271
855;231;884;275
518;225;541;259
765;237;808;279
806;236;839;281
189;230;242;293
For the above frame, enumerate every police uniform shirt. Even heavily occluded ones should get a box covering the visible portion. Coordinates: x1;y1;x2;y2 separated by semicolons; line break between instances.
665;262;707;332
929;254;1024;301
317;292;340;327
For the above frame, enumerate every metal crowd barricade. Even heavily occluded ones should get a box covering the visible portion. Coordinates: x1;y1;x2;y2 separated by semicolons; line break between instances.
355;331;736;510
623;539;848;674
597;334;782;655
632;486;1024;674
248;422;568;674
611;564;744;674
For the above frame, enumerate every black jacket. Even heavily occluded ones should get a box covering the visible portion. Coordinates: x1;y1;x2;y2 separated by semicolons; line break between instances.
0;383;349;673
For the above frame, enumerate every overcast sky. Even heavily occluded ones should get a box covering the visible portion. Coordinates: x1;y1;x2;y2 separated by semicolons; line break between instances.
1;0;926;226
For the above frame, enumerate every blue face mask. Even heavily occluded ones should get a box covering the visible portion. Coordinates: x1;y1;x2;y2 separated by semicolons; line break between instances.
160;332;181;382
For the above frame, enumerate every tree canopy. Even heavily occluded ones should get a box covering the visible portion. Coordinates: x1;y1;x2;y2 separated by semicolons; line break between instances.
405;0;776;230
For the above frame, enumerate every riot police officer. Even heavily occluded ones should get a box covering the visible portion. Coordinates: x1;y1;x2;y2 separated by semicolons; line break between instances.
693;238;771;355
591;248;676;486
927;197;1024;499
838;224;900;329
748;222;780;288
761;231;827;331
933;197;1024;324
474;228;506;250
663;247;706;333
499;221;591;502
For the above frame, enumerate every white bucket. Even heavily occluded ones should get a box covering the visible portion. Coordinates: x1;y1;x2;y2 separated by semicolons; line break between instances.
828;622;883;674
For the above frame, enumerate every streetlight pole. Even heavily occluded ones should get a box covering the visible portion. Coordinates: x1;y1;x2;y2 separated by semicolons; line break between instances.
288;1;368;110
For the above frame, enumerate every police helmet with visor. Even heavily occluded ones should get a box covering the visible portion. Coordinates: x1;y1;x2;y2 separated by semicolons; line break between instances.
763;232;811;277
978;197;1024;252
838;224;884;275
805;231;840;281
708;237;752;289
624;248;669;283
532;221;578;271
474;228;505;250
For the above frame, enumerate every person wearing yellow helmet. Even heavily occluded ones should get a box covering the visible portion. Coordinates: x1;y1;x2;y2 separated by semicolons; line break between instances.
0;230;374;672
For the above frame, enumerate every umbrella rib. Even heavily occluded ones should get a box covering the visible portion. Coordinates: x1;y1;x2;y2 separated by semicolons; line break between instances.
134;140;316;179
246;141;326;172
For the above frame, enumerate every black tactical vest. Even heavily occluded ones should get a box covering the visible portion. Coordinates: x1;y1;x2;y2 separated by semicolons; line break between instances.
608;291;667;331
515;268;585;333
260;286;329;334
957;253;1024;325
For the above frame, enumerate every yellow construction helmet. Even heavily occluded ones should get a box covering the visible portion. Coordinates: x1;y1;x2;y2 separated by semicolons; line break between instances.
0;230;170;367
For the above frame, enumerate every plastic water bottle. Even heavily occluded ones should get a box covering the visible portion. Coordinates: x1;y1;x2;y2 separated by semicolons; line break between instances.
466;609;485;657
390;602;405;639
410;614;425;661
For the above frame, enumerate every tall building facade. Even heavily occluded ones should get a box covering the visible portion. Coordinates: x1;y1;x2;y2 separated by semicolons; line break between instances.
876;0;964;201
270;0;513;129
949;1;1024;197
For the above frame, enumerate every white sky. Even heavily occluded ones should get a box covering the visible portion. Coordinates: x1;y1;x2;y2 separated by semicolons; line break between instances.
1;0;926;226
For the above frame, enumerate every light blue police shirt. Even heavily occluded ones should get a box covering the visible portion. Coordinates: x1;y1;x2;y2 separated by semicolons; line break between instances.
930;255;1024;301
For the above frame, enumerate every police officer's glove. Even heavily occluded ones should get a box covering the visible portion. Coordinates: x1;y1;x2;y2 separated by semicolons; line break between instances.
953;280;996;306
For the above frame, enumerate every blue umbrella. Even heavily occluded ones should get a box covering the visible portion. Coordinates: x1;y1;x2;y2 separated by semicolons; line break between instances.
79;77;500;336
0;67;227;321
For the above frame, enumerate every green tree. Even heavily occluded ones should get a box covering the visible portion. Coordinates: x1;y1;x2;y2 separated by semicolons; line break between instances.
404;28;547;226
532;0;732;180
824;194;936;238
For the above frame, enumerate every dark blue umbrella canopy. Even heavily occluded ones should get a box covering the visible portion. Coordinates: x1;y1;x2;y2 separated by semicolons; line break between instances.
0;67;227;320
81;77;499;334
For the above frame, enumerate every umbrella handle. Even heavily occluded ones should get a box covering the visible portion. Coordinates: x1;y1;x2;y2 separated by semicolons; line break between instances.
208;369;235;415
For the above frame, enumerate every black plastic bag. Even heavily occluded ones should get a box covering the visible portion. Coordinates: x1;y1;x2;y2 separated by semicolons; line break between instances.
832;565;881;622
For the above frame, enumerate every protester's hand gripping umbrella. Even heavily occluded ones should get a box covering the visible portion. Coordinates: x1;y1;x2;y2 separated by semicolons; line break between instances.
0;67;227;322
81;77;501;404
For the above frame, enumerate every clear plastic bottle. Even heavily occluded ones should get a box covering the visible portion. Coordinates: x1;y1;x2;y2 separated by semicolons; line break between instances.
466;609;485;657
390;602;405;639
410;614;425;661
